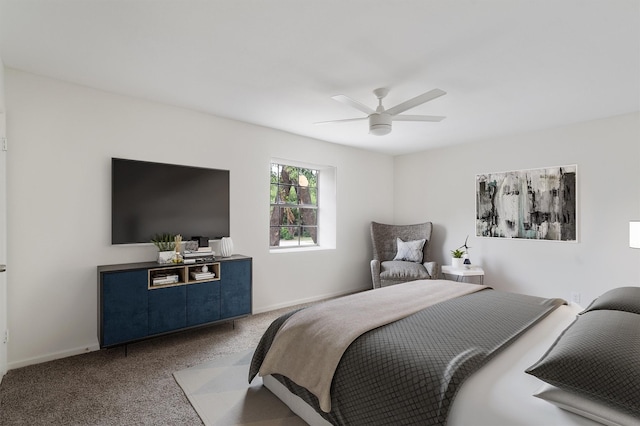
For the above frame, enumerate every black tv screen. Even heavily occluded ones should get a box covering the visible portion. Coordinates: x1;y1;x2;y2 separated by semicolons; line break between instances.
111;158;230;244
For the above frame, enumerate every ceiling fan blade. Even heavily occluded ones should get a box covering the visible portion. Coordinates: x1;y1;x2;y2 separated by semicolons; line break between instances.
385;89;446;116
314;117;368;125
331;94;375;115
392;115;446;122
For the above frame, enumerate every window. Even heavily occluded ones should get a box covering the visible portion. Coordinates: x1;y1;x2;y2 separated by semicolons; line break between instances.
270;163;319;248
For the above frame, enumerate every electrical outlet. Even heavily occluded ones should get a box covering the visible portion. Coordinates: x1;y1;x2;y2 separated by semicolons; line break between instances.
571;292;581;305
1;137;7;151
3;330;8;344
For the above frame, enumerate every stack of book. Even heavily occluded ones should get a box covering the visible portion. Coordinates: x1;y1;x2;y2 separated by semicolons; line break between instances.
183;246;215;263
190;271;216;281
152;273;180;286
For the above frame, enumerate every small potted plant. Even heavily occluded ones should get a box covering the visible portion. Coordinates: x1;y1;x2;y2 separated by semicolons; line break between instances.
152;233;177;264
451;248;466;269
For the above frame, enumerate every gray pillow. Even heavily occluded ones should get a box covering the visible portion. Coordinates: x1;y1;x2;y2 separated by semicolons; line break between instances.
526;310;640;417
581;286;640;315
392;238;425;263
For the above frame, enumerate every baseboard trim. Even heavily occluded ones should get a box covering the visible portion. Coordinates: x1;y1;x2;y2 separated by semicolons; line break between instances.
8;343;100;371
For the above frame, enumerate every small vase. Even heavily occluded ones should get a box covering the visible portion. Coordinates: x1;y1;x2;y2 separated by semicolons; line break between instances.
451;257;464;269
220;237;234;257
158;251;175;264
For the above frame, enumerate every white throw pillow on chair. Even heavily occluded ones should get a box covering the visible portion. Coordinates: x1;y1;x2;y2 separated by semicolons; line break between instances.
393;238;426;263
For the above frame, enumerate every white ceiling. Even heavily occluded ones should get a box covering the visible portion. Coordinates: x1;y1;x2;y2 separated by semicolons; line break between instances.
1;0;639;155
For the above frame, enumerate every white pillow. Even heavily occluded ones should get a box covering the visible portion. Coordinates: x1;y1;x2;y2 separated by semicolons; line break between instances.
392;238;426;263
534;384;639;426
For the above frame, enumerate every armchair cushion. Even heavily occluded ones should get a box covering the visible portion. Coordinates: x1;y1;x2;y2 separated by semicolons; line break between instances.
393;238;426;263
380;260;432;281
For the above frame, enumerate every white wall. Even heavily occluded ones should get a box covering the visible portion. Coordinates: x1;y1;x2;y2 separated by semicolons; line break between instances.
0;58;7;380
5;69;394;368
395;112;640;305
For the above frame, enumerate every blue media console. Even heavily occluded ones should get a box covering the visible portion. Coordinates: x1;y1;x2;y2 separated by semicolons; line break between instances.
97;255;252;348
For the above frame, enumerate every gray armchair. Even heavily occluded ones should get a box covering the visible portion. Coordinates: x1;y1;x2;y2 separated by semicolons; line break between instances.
370;221;440;289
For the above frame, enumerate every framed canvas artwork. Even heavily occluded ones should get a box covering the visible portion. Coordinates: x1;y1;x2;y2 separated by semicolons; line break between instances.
476;165;577;241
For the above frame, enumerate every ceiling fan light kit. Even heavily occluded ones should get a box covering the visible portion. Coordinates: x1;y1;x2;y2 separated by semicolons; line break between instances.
318;87;446;136
369;113;392;136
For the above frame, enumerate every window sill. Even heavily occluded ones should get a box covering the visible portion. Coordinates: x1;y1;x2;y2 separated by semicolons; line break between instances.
269;245;334;254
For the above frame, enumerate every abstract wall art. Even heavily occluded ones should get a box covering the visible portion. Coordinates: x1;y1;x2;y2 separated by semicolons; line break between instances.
476;165;577;241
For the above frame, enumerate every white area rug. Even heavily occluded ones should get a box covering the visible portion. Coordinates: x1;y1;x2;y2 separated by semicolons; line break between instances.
174;350;307;425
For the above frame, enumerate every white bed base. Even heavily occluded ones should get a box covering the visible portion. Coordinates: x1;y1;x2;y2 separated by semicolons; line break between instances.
263;375;332;426
263;303;603;426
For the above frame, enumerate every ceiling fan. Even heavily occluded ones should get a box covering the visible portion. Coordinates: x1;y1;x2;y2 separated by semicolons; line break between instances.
316;88;446;136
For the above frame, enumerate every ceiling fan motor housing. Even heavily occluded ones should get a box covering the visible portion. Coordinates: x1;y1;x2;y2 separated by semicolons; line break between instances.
369;113;392;136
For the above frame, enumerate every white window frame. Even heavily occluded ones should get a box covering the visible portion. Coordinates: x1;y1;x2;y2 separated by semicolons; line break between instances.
269;158;336;252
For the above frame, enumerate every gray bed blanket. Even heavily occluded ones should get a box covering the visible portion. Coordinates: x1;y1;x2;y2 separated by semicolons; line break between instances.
258;280;486;412
249;288;564;425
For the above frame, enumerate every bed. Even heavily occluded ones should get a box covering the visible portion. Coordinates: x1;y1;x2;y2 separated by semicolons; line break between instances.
248;281;640;426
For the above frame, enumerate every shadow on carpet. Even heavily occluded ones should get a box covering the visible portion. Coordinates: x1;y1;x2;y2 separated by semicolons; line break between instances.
174;350;307;425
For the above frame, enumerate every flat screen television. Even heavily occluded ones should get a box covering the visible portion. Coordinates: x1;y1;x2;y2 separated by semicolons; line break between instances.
111;158;230;245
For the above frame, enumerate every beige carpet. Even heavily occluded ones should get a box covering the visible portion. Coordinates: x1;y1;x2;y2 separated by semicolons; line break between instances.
174;350;307;426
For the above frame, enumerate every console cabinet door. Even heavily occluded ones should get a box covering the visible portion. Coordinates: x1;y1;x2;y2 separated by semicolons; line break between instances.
102;270;148;347
148;286;186;335
220;259;252;318
187;281;221;326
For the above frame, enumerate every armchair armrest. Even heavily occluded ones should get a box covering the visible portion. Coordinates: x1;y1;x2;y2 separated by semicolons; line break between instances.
423;261;440;280
370;259;381;289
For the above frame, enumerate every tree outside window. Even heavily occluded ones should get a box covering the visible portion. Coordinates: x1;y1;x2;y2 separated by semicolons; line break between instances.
270;163;318;248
